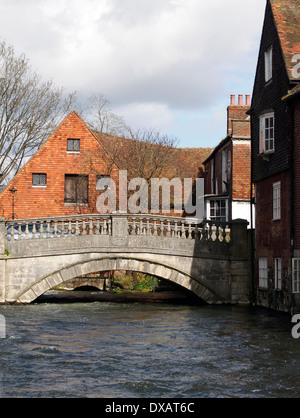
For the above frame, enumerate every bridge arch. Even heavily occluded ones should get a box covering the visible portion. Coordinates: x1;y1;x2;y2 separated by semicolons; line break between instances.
15;256;224;305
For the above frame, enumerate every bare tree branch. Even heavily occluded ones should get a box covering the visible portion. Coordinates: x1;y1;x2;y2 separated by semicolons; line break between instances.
0;41;76;184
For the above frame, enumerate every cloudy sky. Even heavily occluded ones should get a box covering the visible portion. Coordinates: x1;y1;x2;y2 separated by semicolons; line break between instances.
0;0;266;148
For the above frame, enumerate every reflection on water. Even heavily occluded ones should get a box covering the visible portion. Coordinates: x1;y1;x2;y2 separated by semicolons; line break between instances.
0;297;299;398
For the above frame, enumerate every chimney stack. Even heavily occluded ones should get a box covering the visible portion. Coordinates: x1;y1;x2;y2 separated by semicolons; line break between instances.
227;94;251;136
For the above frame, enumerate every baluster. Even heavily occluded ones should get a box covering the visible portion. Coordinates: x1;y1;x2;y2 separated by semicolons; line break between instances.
24;222;29;240
18;223;22;240
89;218;93;235
74;220;79;236
226;226;231;243
54;220;58;238
202;223;208;241
194;224;200;241
32;222;37;239
68;220;72;237
167;220;171;237
58;220;65;237
95;218;100;235
132;218;136;235
66;220;70;236
146;218;151;235
207;223;211;241
181;221;186;239
153;219;158;236
188;223;192;239
82;220;87;236
102;219;107;235
174;220;178;238
215;224;220;242
45;221;50;238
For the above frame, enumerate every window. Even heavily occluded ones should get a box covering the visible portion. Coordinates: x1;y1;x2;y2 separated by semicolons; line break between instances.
265;47;272;82
32;173;47;187
209;199;228;222
273;182;281;220
64;174;88;204
275;258;282;290
67;138;80;152
222;148;228;193
259;257;268;288
260;112;275;154
293;259;300;293
210;161;214;194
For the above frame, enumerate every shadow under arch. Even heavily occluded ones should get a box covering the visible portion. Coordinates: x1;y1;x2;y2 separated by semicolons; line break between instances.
16;256;224;305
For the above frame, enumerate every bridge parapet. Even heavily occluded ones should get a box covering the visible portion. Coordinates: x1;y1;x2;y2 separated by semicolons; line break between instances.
4;213;231;244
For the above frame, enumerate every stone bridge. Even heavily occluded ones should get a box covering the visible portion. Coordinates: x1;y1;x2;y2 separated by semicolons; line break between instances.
0;213;251;305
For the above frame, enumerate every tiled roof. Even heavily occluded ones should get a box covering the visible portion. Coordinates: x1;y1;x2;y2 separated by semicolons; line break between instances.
93;131;213;180
270;0;300;80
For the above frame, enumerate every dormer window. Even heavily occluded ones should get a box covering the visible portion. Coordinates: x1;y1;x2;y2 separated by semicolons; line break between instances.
67;138;80;153
265;47;273;82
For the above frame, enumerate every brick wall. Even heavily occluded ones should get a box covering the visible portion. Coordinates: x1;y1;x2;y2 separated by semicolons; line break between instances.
293;99;300;250
0;112;120;219
255;170;292;310
232;141;251;200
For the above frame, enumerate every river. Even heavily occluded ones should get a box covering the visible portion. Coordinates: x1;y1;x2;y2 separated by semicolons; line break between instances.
0;293;299;398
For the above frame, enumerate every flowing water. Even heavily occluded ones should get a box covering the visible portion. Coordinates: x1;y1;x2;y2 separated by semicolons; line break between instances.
0;294;299;398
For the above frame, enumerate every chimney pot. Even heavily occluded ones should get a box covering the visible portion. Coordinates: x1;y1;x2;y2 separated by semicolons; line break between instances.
246;95;251;106
238;95;243;105
230;95;236;105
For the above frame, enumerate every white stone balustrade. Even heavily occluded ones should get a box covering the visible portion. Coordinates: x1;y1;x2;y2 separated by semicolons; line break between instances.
5;213;231;243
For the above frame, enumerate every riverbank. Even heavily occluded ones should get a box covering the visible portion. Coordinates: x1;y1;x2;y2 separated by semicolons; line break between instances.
36;289;201;305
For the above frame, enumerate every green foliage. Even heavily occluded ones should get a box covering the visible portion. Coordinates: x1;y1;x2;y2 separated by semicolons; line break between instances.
4;249;10;256
113;272;159;293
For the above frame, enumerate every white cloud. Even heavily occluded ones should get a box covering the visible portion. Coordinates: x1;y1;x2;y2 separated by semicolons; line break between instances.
115;101;174;133
0;0;266;145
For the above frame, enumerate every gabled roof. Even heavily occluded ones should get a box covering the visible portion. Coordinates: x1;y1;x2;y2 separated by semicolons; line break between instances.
270;0;300;81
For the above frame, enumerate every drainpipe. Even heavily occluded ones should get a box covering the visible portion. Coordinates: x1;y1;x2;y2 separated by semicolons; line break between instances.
250;175;256;306
288;101;295;312
250;108;256;306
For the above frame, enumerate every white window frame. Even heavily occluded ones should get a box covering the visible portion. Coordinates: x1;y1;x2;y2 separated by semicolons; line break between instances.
209;199;228;222
265;46;273;82
274;258;282;290
259;257;268;289
273;182;281;220
260;112;275;154
293;259;300;294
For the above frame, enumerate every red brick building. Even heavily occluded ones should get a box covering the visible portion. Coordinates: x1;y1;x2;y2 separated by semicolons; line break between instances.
0;111;213;220
250;0;300;312
203;94;252;225
286;85;300;299
0;111;121;219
